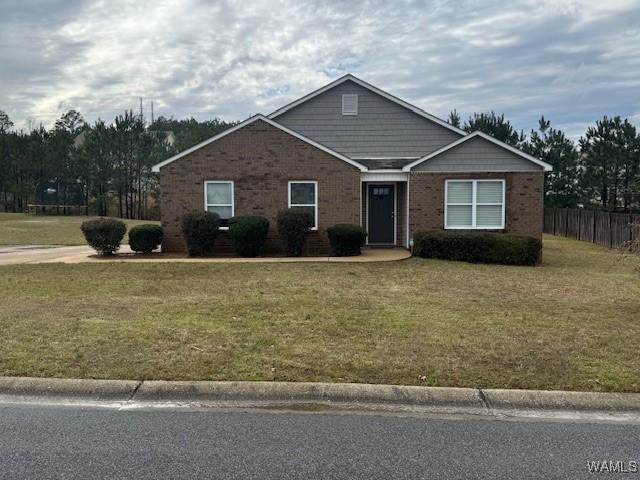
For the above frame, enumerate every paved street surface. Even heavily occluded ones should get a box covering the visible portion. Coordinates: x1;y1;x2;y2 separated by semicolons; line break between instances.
1;403;639;479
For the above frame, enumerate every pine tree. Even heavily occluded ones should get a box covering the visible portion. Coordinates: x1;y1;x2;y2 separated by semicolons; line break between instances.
579;116;639;211
524;116;580;207
463;111;526;147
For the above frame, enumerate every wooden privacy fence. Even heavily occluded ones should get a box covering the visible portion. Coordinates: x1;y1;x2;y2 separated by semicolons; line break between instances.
544;208;640;248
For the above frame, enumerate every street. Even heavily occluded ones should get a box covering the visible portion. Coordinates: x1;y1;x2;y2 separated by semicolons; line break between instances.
1;403;638;479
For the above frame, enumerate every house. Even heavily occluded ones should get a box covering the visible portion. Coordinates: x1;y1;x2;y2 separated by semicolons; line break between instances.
152;74;551;254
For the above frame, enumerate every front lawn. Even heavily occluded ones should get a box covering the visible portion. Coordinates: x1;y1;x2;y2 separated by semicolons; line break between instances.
0;213;158;245
1;235;638;392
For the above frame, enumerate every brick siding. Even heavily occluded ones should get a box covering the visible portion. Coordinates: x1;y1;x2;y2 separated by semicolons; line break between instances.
408;171;544;240
159;120;361;254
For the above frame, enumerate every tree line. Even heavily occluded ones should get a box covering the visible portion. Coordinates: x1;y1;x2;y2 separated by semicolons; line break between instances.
449;110;640;211
0;107;639;218
0;109;235;219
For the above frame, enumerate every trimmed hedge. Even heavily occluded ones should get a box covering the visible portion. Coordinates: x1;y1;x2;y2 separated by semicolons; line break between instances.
129;224;163;253
80;218;127;255
228;215;270;257
181;211;220;256
413;230;542;266
327;224;368;256
277;208;314;256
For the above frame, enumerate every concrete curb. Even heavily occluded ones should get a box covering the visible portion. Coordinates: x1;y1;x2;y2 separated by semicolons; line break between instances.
481;388;640;412
0;377;140;401
1;377;639;416
135;381;484;413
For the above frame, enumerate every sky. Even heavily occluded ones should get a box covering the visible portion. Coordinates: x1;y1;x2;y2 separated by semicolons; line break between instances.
1;0;639;139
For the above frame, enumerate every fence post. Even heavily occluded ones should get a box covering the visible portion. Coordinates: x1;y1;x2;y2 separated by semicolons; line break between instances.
577;208;582;240
553;208;557;235
565;208;569;237
608;212;613;249
629;214;633;242
592;210;597;244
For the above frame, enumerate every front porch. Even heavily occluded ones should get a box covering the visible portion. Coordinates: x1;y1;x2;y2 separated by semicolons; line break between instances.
361;174;409;248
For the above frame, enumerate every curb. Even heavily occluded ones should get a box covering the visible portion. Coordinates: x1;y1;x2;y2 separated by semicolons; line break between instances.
1;377;639;416
0;377;140;401
481;388;640;412
135;381;484;413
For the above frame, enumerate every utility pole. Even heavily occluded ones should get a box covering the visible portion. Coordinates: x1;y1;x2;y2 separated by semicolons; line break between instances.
151;101;154;125
139;97;143;124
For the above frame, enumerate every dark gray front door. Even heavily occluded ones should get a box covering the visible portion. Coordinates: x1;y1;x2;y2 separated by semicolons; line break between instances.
368;184;395;244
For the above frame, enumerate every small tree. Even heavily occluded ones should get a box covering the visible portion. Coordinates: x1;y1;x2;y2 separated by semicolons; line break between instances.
277;209;314;256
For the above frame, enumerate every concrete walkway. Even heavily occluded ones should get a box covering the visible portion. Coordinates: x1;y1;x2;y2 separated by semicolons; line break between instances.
0;245;411;265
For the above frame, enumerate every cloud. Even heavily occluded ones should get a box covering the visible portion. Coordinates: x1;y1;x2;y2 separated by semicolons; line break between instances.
0;0;638;139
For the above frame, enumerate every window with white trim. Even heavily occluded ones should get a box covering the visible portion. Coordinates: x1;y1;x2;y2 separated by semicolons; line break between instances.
342;94;358;115
205;181;234;228
445;180;505;229
288;181;318;230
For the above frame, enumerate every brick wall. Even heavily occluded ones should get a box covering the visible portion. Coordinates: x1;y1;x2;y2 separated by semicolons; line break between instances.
159;120;361;254
408;171;544;240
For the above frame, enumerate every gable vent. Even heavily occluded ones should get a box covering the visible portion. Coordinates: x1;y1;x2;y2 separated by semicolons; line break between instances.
342;94;358;115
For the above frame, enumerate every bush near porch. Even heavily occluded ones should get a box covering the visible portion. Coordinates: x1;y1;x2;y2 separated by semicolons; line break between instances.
413;231;542;265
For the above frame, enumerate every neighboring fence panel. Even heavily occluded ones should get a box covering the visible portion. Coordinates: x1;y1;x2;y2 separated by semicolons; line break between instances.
544;208;638;248
579;209;594;242
594;210;610;247
612;213;633;247
566;209;580;239
544;209;555;234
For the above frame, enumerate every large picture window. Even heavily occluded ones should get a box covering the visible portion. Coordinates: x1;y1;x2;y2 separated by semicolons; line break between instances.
205;181;234;228
288;181;318;230
445;180;505;229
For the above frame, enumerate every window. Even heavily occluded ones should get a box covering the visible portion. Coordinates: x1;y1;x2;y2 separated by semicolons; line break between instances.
445;180;505;229
342;94;358;115
288;181;318;230
205;181;234;228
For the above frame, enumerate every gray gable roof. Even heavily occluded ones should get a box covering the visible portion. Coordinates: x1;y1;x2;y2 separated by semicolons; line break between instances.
403;131;552;172
270;75;464;159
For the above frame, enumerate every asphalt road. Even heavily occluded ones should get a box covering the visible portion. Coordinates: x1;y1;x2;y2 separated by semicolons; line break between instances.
1;403;639;479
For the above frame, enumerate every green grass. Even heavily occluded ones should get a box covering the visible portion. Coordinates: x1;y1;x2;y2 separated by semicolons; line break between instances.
1;235;639;391
0;213;158;245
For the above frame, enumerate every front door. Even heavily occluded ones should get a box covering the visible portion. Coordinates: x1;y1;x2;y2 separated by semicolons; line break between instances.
368;184;395;244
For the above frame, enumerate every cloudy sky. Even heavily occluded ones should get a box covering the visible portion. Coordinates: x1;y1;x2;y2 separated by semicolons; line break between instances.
1;0;639;138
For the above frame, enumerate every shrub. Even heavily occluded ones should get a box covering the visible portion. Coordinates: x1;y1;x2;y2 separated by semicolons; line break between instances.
80;218;127;256
327;224;368;256
276;208;314;256
412;230;542;266
181;211;220;256
228;215;270;257
129;224;163;253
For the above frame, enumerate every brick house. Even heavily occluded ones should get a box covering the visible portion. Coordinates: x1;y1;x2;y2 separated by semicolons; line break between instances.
152;74;551;254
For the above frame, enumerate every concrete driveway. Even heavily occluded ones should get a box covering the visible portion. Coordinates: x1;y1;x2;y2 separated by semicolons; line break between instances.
0;245;97;265
0;245;411;264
